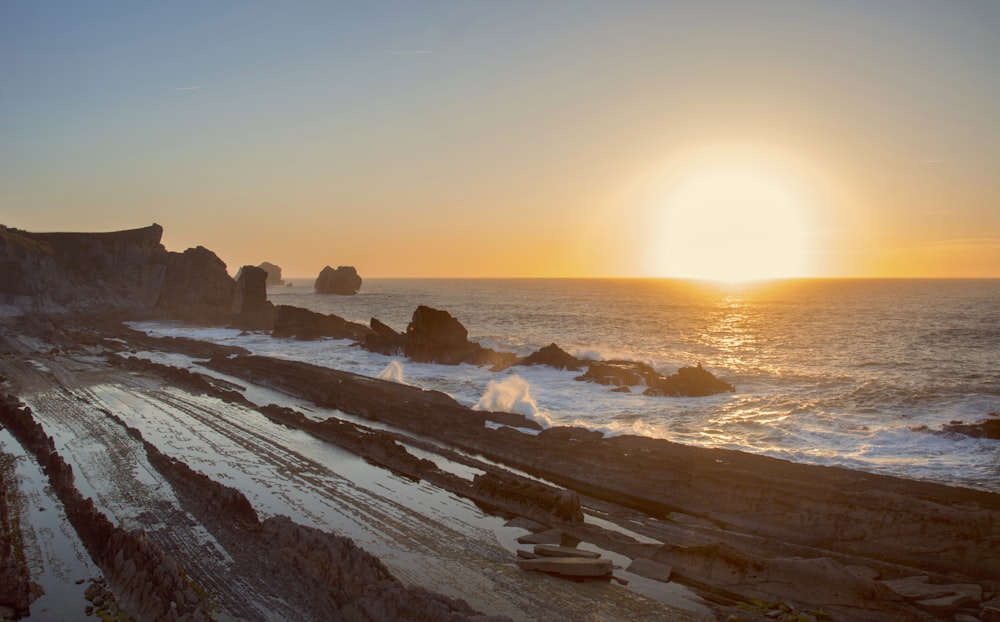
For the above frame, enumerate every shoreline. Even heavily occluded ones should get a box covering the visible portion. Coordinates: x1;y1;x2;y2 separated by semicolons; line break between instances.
2;314;998;620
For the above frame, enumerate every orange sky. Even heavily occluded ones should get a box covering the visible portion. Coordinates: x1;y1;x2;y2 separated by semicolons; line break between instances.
2;2;998;279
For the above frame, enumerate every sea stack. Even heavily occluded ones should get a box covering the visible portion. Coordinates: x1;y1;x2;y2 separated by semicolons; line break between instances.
314;265;362;295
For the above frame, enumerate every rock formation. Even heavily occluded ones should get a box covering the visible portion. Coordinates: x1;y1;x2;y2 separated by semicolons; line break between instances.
314;265;361;295
576;360;734;396
236;262;284;286
941;415;1000;440
232;265;276;331
257;261;284;286
0;223;241;323
154;245;235;323
0;223;167;312
518;343;583;371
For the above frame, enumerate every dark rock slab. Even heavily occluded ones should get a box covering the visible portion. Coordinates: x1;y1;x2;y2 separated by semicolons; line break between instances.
271;305;372;341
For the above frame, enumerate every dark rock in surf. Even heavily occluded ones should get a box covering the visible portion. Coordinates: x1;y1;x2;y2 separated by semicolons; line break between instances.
232;265;276;331
314;265;361;295
365;318;407;355
576;360;734;397
271;304;372;341
576;360;656;387
941;415;1000;440
644;363;736;397
518;343;583;371
402;305;518;368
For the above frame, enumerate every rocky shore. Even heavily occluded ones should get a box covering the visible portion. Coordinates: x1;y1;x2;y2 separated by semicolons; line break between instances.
2;224;999;621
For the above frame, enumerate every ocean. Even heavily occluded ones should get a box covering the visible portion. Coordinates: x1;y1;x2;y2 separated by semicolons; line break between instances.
134;278;1000;492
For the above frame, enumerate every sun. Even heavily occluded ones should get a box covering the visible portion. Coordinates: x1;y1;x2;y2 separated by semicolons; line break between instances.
648;164;809;282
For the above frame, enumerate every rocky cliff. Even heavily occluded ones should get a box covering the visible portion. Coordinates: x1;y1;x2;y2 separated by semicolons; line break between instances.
0;223;236;322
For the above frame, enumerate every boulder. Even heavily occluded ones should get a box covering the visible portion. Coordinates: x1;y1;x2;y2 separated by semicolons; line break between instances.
314;265;361;295
518;343;583;371
404;306;481;364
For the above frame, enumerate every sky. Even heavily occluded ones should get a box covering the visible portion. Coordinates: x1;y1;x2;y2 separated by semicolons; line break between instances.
2;1;999;278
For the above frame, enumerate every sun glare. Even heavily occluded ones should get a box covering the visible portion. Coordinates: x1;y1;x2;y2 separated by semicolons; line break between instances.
649;164;809;282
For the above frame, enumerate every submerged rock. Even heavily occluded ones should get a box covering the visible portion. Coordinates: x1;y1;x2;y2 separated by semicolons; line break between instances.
314;265;361;295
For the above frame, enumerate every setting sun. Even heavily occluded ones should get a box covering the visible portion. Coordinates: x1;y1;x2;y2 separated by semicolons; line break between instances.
650;165;809;282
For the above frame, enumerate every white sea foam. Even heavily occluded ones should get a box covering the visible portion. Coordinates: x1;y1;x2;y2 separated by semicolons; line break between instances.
474;375;554;428
377;360;407;384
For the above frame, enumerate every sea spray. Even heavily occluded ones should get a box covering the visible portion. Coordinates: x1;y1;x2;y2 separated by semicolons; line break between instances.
378;360;407;384
474;375;554;427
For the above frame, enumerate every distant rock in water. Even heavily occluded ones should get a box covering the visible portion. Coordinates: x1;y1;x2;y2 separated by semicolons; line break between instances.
257;261;284;286
232;265;276;331
314;265;361;295
236;262;284;286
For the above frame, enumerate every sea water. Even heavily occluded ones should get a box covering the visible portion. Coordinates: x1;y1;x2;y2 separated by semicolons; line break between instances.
134;278;1000;492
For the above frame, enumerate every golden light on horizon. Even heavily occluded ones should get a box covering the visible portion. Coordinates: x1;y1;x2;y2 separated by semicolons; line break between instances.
645;160;812;282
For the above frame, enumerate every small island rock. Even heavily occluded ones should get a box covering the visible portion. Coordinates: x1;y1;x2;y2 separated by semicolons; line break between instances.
314;265;362;295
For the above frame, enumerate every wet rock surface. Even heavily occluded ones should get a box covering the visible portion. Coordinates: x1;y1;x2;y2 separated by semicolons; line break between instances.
3;314;999;621
271;304;373;341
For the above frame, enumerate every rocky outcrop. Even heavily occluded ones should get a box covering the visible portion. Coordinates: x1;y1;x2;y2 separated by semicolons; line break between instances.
576;360;734;396
155;245;235;323
518;343;583;371
314;265;361;295
271;305;372;341
0;223;167;312
232;265;276;331
0;224;244;323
